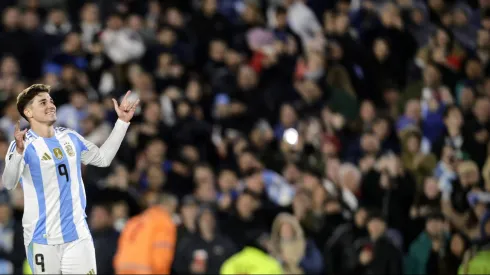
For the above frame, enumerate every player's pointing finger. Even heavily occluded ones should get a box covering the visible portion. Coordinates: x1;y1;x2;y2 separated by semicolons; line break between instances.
122;90;131;102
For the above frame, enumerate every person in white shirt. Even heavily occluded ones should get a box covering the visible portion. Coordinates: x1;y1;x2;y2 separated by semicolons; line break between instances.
100;13;145;65
267;0;324;50
1;84;139;274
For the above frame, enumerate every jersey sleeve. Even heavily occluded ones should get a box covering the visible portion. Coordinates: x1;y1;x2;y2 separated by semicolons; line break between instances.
74;119;130;167
1;141;25;190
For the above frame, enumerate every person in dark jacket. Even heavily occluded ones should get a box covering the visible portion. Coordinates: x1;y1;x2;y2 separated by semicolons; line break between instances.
173;207;236;275
405;212;449;275
89;202;119;275
176;195;199;242
325;207;370;275
220;190;270;250
356;211;403;275
463;97;490;168
360;154;416;241
431;105;470;162
439;231;470;275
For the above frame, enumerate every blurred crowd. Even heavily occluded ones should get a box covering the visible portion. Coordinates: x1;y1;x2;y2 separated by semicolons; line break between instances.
1;0;490;274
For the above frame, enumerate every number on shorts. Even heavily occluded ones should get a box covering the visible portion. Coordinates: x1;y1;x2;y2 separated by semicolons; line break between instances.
57;164;69;182
35;253;45;272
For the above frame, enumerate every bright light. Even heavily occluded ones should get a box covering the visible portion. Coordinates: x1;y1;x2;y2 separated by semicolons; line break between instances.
283;128;298;145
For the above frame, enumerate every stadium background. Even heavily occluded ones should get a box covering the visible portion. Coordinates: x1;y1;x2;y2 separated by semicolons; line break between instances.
0;0;490;274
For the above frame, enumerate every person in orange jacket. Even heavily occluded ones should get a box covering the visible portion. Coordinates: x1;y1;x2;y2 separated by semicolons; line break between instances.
114;193;178;274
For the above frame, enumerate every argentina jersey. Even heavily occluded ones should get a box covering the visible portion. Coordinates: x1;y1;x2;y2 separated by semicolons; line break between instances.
9;127;91;246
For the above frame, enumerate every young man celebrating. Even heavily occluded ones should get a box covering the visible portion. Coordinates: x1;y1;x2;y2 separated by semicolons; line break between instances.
1;84;139;274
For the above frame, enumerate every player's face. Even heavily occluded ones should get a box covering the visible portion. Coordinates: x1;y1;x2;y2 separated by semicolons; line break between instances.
26;93;57;125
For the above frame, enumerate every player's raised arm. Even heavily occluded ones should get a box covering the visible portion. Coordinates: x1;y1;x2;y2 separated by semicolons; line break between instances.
1;121;27;190
78;91;139;167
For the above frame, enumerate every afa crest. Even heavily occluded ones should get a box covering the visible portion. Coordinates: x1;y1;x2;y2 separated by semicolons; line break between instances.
53;148;64;160
65;145;75;157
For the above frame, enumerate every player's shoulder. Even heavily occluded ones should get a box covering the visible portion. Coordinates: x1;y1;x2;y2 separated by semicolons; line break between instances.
24;130;39;146
54;126;70;134
54;126;81;138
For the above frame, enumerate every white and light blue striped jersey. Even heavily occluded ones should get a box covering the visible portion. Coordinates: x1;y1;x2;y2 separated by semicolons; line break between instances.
2;119;130;246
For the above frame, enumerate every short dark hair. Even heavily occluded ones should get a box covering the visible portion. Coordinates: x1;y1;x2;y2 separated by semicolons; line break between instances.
275;6;287;15
16;84;51;121
443;104;460;119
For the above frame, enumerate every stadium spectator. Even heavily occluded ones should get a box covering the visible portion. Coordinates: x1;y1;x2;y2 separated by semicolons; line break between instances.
89;202;119;275
114;193;177;274
270;213;324;274
173;207;236;274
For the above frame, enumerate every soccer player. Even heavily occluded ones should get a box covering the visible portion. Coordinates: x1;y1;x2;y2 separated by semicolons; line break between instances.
1;84;139;274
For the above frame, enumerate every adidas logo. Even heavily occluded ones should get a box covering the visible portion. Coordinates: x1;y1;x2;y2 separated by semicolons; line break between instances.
41;153;52;161
87;268;95;275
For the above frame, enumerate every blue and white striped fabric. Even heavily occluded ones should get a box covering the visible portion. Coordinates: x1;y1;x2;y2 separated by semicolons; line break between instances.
262;170;296;207
238;169;296;207
6;127;91;246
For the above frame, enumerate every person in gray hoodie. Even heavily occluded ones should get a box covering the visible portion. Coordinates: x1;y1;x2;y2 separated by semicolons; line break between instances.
407;2;437;47
451;3;478;50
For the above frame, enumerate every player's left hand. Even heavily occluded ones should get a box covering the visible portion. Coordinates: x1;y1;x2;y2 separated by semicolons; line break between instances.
112;90;140;123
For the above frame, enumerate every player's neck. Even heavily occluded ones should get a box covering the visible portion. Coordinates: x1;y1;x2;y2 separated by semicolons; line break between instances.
30;122;55;138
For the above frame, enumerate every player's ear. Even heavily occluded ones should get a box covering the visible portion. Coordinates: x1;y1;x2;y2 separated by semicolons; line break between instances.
24;108;33;119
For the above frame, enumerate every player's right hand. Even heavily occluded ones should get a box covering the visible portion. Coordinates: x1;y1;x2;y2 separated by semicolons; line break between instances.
14;120;27;154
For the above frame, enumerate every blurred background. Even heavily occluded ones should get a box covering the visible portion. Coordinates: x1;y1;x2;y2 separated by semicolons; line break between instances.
1;0;490;274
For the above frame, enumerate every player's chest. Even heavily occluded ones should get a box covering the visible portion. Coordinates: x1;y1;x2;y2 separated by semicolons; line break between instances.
33;137;78;167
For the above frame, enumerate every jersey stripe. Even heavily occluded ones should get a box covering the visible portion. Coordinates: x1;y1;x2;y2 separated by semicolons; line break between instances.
25;145;48;245
68;134;87;212
8;142;16;153
45;138;79;243
65;135;86;238
26;242;34;272
28;129;38;138
34;140;62;244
